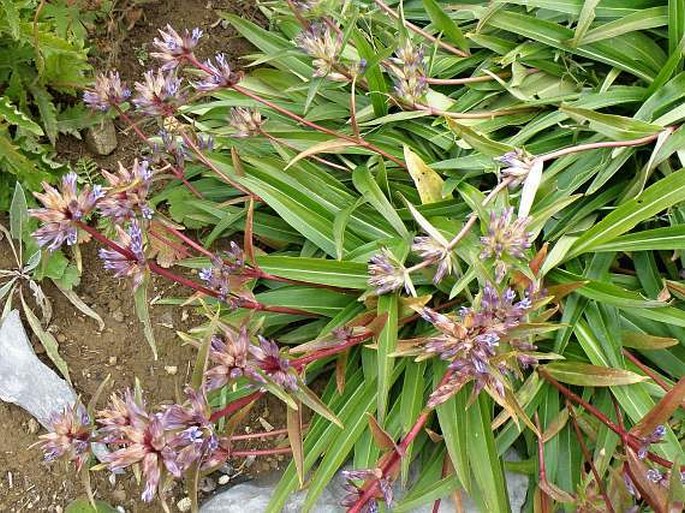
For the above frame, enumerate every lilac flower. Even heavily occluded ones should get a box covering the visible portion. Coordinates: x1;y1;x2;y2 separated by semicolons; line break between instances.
229;107;264;138
133;69;183;116
421;283;534;408
250;336;298;391
39;403;92;470
97;389;148;442
646;468;666;485
412;236;452;283
105;412;180;502
637;424;666;459
99;219;147;290
340;468;392;512
164;387;229;472
205;325;255;390
368;248;413;296
98;159;154;222
496;149;539;188
389;40;428;104
295;21;342;78
151;25;202;71
198;242;245;299
31;172;104;250
83;71;131;111
480;208;532;283
192;53;240;92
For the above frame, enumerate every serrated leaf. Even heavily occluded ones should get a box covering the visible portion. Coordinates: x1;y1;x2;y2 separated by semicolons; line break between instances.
0;97;43;135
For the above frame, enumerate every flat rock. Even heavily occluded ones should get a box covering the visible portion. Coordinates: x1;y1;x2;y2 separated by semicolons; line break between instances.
85;119;118;156
201;455;528;512
0;310;76;428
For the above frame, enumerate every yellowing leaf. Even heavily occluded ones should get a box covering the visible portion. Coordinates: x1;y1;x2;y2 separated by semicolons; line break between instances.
404;146;445;204
285;138;356;169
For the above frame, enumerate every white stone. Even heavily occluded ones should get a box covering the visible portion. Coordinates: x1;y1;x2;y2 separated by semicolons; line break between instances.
0;310;76;428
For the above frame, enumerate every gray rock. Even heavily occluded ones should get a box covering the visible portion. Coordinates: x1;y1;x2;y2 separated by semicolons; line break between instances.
201;454;529;513
85;119;118;156
0;310;76;428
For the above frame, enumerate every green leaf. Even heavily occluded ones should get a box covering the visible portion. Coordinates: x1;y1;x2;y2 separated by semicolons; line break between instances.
256;256;368;289
352;166;409;238
669;0;685;55
542;362;648;386
435;372;471;491
568;0;601;47
28;85;58;146
561;105;663;140
592;225;685;252
579;7;668;45
20;292;71;384
0;96;43;135
376;293;398;423
568;168;685;258
445;118;513;157
9;182;28;242
422;0;468;51
134;278;157;359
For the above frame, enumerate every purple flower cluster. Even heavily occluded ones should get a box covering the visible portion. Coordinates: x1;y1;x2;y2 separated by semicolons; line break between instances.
39;404;92;470
295;21;342;78
99;387;228;502
83;71;131;111
637;424;666;459
193;53;240;92
198;242;245;299
421;283;534;407
496;149;538;187
206;325;298;392
151;25;203;71
31;172;104;251
412;236;452;283
389;40;428;104
99;159;154;222
368;248;412;296
99;219;147;290
133;69;183;117
480;208;532;282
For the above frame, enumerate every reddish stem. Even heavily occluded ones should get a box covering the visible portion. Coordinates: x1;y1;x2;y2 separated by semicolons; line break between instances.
210;391;263;423
231;427;298;441
622;349;671;391
231;447;292;457
347;371;453;512
292;331;374;369
112;105;203;198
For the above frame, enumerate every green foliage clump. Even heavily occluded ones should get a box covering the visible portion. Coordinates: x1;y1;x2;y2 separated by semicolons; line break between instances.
0;0;100;209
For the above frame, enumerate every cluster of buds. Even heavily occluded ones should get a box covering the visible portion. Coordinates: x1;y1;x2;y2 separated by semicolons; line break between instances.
388;40;428;104
151;25;203;71
199;242;245;300
229;107;265;138
39;387;228;503
368;247;415;296
496;148;540;188
480;207;532;282
295;21;345;79
207;324;298;391
420;283;537;408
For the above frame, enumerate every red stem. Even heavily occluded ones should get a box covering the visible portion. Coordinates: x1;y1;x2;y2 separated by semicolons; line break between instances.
292;331;374;369
231;447;292;457
209;391;263;423
112;105;203;198
622;349;671;391
347;371;453;512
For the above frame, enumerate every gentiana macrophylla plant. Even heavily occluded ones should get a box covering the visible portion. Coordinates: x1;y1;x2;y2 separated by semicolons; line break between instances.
29;0;685;511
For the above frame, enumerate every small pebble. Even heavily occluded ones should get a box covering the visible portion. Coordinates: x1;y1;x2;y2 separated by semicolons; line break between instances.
164;365;178;375
109;356;118;365
56;333;66;343
218;474;230;485
199;476;216;493
219;463;234;475
26;418;39;434
112;309;125;323
177;497;192;512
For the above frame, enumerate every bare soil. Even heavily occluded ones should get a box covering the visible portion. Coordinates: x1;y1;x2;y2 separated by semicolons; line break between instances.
0;1;291;511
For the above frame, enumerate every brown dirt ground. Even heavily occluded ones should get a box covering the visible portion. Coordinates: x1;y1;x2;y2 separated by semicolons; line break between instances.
0;1;292;511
